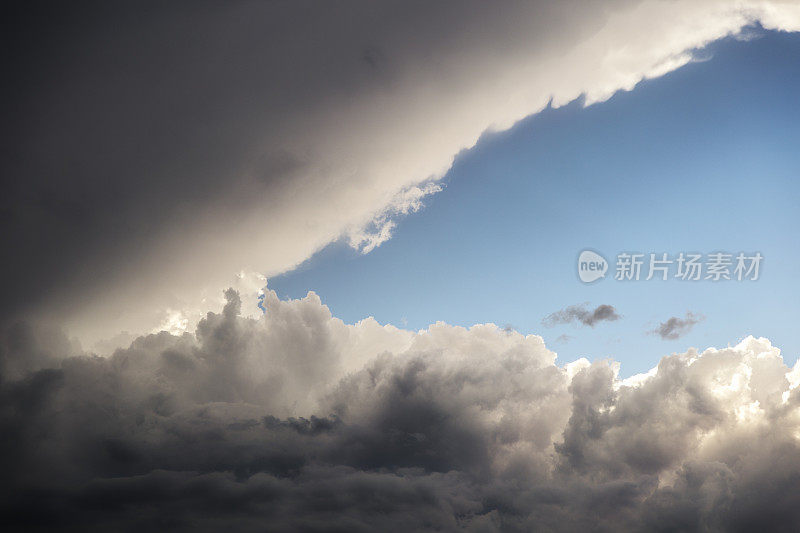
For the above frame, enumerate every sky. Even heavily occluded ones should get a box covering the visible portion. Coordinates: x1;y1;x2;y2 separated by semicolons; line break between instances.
270;31;800;376
4;2;800;531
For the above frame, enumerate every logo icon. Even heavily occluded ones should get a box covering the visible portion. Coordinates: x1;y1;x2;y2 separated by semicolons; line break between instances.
578;250;607;283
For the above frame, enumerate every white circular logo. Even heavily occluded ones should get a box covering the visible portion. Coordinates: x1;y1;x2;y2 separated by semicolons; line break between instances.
578;250;607;283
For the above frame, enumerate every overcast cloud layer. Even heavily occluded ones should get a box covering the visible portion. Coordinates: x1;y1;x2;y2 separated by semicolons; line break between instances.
2;288;800;531
3;1;800;344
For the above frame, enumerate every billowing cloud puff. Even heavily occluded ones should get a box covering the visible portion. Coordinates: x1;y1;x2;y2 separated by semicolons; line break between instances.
2;289;800;531
4;1;800;344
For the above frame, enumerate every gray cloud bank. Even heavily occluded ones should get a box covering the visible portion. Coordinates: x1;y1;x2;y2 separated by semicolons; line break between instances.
3;289;800;531
651;312;705;340
3;1;800;344
543;303;621;328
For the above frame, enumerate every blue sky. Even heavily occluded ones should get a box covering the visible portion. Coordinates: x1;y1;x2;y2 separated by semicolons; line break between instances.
270;31;800;376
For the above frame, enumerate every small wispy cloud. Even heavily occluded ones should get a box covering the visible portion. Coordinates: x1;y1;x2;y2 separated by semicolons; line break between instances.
649;311;704;340
346;181;442;254
543;303;621;328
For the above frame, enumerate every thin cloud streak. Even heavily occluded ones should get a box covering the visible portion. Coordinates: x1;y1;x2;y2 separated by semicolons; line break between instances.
650;311;705;340
543;303;622;328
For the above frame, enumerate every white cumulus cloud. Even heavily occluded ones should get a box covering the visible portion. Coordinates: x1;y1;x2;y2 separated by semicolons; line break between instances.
3;288;800;530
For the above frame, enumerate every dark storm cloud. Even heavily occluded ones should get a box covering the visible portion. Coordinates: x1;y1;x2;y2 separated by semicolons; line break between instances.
1;0;583;332
1;289;799;531
650;312;704;340
4;0;796;343
543;303;621;328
